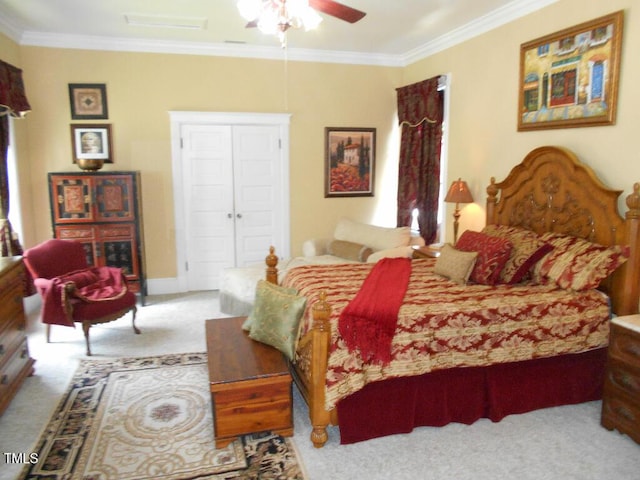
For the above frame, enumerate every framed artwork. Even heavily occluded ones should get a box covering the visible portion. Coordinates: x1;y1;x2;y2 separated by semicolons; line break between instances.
68;83;108;120
71;124;113;163
518;10;623;131
325;127;376;197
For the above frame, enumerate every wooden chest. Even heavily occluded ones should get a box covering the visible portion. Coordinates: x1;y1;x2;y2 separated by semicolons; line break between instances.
601;314;640;444
205;317;293;448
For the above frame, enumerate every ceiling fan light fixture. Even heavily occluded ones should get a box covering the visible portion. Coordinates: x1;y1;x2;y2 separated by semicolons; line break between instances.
237;0;323;45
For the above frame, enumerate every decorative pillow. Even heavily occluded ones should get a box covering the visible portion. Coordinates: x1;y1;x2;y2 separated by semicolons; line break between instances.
327;239;373;262
534;233;630;291
433;244;478;284
242;280;298;331
246;280;307;360
482;225;553;284
333;217;411;252
455;230;513;285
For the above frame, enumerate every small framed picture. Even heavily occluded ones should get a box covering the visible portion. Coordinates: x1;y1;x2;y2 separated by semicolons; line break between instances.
71;124;113;163
325;127;376;197
68;83;108;120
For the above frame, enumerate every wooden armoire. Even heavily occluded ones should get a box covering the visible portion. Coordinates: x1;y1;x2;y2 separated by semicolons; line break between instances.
48;171;146;303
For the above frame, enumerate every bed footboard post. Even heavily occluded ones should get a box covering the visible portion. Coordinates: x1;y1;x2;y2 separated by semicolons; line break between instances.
309;292;332;448
265;246;278;285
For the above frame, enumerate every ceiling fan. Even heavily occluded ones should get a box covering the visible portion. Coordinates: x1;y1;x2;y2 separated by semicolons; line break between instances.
308;0;366;24
238;0;366;44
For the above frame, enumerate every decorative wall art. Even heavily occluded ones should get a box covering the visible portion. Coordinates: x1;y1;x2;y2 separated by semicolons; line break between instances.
518;10;623;131
71;124;113;165
68;83;109;120
325;127;376;197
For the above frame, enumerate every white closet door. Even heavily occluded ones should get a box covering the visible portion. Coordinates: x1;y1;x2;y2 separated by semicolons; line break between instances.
179;123;285;290
232;125;284;267
181;124;235;291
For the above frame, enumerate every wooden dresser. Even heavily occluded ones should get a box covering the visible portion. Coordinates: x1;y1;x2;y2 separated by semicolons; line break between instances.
601;314;640;444
48;171;146;304
0;257;35;415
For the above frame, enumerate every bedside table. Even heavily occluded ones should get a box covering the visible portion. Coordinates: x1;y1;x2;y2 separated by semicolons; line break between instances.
601;314;640;444
412;245;442;259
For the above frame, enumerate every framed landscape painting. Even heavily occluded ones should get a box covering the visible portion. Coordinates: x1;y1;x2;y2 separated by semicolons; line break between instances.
325;127;376;197
518;10;623;131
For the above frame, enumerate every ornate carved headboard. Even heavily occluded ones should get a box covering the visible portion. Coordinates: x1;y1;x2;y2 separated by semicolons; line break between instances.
486;145;640;316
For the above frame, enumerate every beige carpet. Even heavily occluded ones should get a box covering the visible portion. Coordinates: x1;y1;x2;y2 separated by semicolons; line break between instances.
17;352;306;480
2;291;640;480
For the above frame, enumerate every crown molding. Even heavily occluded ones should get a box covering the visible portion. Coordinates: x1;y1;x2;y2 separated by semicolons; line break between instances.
2;0;557;67
18;30;404;66
401;0;558;66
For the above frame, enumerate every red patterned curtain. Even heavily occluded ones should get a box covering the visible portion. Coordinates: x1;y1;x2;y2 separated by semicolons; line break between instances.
396;76;443;244
0;60;31;258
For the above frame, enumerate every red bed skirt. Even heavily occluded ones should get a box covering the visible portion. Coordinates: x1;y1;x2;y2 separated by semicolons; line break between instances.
336;348;607;444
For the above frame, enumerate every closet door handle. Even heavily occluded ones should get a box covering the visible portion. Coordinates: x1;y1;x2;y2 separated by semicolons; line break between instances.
227;213;233;219
236;213;242;219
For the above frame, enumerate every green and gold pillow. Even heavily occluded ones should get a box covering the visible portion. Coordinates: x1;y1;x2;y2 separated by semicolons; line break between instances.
246;280;307;360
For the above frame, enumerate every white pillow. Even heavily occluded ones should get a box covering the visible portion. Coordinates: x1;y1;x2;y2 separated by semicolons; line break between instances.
367;246;414;263
333;218;411;252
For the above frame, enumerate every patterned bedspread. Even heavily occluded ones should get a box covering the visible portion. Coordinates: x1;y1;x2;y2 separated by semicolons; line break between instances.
282;258;611;410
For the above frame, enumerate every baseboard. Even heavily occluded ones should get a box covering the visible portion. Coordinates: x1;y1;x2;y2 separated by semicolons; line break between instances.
146;277;187;295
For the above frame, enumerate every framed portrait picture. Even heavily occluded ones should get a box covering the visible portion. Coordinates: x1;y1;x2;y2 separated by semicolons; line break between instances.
71;124;113;163
68;83;108;120
325;127;376;197
518;10;623;131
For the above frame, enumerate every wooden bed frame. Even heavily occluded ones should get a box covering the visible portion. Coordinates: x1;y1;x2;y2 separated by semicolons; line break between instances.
265;145;640;448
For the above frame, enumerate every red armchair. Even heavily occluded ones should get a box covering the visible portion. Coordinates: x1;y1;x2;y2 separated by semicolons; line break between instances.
23;239;139;355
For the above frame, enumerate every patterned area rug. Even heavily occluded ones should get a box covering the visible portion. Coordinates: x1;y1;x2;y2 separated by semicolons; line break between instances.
19;352;306;479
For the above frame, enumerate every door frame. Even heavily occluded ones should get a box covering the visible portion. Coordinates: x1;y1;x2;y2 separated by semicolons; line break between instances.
169;111;291;292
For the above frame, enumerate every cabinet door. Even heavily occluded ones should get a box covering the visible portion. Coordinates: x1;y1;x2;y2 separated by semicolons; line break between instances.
97;224;139;282
94;175;136;222
50;175;95;223
56;226;98;266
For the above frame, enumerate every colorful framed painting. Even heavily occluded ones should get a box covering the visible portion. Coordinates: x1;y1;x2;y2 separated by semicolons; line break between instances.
71;124;113;163
68;83;109;120
325;127;376;197
518;10;623;131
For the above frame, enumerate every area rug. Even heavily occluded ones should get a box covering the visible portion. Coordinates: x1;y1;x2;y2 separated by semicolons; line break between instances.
19;352;306;480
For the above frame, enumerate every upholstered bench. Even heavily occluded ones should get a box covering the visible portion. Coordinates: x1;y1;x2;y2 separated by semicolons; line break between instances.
219;218;425;316
205;317;293;448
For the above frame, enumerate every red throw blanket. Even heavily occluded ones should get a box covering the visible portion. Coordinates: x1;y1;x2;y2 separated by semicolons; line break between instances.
338;257;412;365
37;267;129;327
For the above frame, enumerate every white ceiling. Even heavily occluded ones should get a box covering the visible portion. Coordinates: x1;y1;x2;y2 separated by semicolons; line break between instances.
0;0;556;66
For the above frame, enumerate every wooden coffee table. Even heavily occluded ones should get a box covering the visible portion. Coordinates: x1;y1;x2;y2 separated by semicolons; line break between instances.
205;317;293;448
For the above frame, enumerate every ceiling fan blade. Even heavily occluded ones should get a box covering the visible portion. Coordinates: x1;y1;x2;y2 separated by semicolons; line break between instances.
308;0;366;23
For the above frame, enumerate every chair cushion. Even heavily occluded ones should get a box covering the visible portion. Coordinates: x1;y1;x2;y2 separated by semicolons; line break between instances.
71;290;137;321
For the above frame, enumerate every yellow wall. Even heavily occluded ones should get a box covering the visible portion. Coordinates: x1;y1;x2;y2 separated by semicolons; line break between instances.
404;0;640;236
3;0;640;291
11;46;401;285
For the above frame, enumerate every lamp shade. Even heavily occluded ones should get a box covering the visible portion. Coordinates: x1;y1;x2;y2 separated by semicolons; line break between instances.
444;178;473;204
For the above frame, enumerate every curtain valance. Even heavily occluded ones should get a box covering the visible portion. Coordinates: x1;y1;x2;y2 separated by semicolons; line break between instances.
0;60;31;118
396;77;443;127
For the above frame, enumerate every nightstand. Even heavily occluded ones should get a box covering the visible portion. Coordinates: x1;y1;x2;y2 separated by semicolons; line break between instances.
412;244;443;259
601;314;640;444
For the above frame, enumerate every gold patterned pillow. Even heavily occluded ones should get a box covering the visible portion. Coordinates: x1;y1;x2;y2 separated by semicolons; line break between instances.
433;244;478;284
482;225;553;284
247;280;307;360
534;232;629;290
